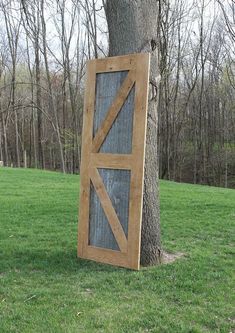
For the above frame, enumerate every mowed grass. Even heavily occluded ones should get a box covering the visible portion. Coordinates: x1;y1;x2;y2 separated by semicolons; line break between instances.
0;168;234;333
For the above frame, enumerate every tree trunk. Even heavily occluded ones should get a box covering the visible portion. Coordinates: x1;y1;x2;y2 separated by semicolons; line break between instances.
35;38;44;169
12;63;20;168
40;0;65;173
105;0;161;265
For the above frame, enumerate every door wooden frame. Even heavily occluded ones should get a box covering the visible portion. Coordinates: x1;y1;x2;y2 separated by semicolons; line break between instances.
78;53;150;270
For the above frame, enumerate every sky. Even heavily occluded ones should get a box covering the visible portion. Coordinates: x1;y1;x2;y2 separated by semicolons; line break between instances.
0;0;233;69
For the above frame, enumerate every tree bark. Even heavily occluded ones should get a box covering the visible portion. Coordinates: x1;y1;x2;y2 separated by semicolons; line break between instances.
40;0;65;173
105;0;161;265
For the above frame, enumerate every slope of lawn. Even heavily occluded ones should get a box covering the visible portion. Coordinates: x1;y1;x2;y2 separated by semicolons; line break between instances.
0;168;234;333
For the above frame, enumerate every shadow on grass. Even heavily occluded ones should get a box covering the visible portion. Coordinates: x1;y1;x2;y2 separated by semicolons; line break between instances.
1;248;131;275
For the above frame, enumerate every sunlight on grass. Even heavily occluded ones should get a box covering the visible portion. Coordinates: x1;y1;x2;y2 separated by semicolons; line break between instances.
0;168;234;333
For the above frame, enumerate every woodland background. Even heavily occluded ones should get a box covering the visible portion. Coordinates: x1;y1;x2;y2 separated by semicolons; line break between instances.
0;0;234;188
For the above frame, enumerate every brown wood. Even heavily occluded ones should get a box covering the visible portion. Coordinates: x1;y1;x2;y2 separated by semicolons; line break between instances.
87;246;129;268
77;60;96;258
128;54;150;269
78;53;150;270
94;54;137;73
90;153;133;170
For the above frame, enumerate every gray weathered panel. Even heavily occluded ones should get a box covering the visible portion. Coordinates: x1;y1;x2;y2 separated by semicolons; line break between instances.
89;181;119;250
94;71;135;154
89;70;134;251
89;169;130;250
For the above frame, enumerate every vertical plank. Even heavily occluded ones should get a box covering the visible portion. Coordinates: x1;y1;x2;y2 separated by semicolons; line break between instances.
128;53;150;269
77;60;96;258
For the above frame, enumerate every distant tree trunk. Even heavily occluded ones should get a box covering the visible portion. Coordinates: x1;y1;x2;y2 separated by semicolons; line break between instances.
12;63;20;167
40;0;65;173
105;0;161;265
21;0;42;169
0;66;8;166
3;5;21;167
2;116;8;167
0;65;4;163
35;27;44;169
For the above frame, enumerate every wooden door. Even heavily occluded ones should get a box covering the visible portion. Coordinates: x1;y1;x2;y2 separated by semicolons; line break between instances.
78;53;150;270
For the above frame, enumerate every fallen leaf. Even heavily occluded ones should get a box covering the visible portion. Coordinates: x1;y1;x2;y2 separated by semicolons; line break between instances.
24;295;36;302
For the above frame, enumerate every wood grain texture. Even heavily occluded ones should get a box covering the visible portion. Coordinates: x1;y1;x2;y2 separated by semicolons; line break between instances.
86;246;130;268
77;61;96;258
94;54;136;73
78;53;150;270
128;53;150;269
90;153;133;170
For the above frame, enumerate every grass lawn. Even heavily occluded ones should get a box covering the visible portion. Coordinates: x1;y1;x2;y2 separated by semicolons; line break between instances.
0;168;234;333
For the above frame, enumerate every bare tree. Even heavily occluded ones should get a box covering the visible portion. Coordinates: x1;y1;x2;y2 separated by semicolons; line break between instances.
217;0;235;41
105;0;161;265
0;0;233;188
1;1;22;167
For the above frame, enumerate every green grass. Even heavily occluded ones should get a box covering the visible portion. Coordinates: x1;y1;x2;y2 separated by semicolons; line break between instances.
0;168;234;333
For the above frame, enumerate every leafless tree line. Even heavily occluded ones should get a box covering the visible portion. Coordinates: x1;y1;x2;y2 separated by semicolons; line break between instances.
158;0;235;187
0;0;105;173
0;0;234;187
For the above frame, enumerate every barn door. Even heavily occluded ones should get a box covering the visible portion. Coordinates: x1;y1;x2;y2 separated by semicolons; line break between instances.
78;53;150;270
